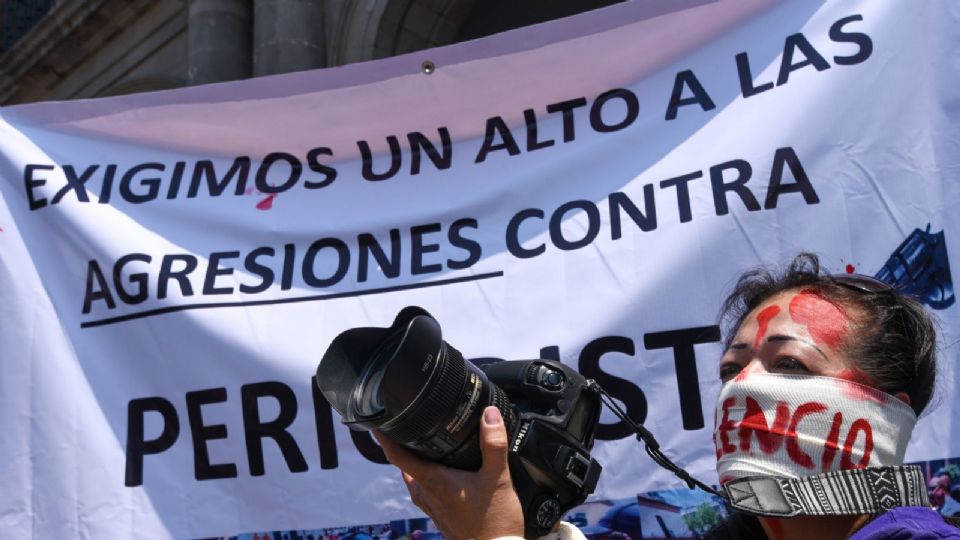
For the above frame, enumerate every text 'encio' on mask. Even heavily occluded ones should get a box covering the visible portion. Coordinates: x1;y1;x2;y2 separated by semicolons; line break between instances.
714;372;916;483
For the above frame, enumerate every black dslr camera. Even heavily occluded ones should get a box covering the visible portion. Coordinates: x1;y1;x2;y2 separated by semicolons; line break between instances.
315;306;603;539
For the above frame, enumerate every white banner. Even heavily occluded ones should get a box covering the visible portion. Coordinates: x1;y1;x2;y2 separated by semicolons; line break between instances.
1;0;959;537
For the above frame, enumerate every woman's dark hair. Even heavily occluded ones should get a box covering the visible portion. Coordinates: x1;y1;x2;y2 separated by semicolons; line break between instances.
719;252;938;416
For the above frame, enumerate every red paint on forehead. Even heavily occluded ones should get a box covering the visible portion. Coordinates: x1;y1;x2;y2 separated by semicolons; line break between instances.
788;289;849;350
836;368;886;404
753;305;782;350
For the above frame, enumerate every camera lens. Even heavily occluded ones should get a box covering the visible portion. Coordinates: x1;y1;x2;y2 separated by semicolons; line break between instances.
354;360;386;417
353;333;403;418
316;306;518;470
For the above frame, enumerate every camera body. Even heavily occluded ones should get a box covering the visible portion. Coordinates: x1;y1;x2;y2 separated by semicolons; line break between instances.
482;359;603;536
315;306;602;538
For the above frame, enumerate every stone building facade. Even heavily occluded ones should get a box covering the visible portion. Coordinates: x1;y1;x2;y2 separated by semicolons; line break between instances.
0;0;620;106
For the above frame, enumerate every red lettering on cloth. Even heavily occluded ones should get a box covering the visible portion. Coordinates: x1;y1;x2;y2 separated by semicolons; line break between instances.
821;411;844;471
841;418;874;469
753;305;782;349
717;397;737;456
788;289;849;350
738;397;791;453
784;402;828;468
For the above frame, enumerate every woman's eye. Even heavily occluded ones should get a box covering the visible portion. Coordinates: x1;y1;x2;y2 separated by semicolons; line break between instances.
719;363;742;382
775;357;809;373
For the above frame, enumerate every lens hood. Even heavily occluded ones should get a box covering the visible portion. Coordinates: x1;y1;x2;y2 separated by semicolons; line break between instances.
316;306;444;429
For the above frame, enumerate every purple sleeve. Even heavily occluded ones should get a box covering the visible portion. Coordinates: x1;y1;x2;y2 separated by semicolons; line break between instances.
849;507;960;540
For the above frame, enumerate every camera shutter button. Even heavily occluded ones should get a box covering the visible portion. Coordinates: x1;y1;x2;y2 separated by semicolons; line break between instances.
541;369;564;390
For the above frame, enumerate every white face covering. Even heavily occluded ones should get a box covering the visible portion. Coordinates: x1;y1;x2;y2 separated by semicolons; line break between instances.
714;373;917;483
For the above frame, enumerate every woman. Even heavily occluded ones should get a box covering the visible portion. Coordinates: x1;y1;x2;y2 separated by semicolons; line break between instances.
704;254;951;539
376;254;958;539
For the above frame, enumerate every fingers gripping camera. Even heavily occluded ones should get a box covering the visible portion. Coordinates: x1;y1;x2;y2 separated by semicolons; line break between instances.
315;306;603;538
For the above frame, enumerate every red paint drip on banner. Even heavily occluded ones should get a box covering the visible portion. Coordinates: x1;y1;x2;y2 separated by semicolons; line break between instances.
788;290;849;350
256;194;277;210
753;305;781;349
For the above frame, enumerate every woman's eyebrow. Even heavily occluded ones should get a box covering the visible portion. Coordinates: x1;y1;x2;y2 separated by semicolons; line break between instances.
729;343;749;350
767;334;828;360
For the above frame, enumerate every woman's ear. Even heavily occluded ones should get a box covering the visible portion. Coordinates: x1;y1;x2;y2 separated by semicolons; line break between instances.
894;391;911;406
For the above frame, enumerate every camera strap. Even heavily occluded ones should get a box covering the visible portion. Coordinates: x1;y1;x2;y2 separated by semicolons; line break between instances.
593;382;728;499
723;465;930;517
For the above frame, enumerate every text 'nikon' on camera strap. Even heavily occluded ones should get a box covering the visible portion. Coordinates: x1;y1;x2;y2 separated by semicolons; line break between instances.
724;465;930;517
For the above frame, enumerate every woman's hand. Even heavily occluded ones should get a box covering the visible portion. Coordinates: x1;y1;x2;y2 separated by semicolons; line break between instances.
374;406;525;540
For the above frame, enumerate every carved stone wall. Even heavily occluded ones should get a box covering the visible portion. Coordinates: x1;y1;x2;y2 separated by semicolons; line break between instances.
0;0;619;105
0;0;187;104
